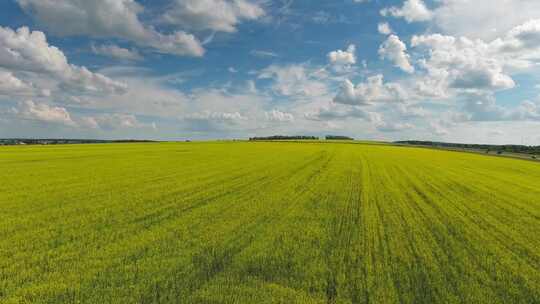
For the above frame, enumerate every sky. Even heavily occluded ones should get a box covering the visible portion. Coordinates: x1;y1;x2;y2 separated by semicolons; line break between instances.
1;0;540;144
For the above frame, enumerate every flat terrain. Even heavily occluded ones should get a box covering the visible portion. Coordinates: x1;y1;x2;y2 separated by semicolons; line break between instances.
1;142;540;303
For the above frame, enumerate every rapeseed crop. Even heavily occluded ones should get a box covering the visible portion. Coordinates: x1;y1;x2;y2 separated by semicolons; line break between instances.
1;141;539;303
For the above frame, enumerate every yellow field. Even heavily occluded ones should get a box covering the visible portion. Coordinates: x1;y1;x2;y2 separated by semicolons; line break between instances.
1;141;539;303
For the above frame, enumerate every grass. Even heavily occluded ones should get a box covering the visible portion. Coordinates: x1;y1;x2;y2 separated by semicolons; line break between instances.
1;141;540;303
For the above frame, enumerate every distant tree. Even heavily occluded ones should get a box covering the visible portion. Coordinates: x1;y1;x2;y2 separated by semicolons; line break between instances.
249;135;319;141
394;141;540;156
326;135;354;140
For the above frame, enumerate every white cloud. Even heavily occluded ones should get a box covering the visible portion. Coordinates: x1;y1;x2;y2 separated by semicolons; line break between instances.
431;92;540;124
250;50;278;58
376;121;414;132
378;35;414;73
78;113;154;130
404;19;540;106
395;104;428;119
13;100;74;125
432;0;540;40
87;113;141;130
16;0;204;57
334;75;407;105
460;93;506;122
511;100;540;121
0;26;70;75
0;71;44;96
411;34;515;92
305;103;414;134
79;116;100;129
0;26;127;97
429;121;449;136
69;67;190;116
499;19;540;52
60;66;128;96
245;80;257;94
380;0;432;23
469;97;540;122
162;0;264;33
91;44;142;61
328;44;356;66
305;104;380;122
265;109;294;122
184;111;248;124
258;64;328;97
312;11;331;24
143;31;205;57
378;22;393;35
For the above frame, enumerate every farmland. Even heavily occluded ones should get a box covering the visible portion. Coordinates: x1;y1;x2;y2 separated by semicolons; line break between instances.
1;141;540;303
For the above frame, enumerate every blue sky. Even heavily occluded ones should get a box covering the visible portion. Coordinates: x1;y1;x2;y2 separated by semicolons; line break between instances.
1;0;540;144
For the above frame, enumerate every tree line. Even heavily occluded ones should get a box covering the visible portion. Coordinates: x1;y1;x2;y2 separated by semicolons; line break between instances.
396;141;540;155
0;139;156;145
249;136;319;141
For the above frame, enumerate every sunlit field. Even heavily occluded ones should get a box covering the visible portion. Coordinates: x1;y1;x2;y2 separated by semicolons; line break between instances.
1;141;540;303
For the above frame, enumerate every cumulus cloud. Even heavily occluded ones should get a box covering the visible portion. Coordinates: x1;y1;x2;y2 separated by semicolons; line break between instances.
162;0;264;33
16;0;204;57
91;44;143;61
460;93;507;122
12;100;74;125
305;103;413;134
406;19;540;106
498;19;540;53
376;121;414;132
184;111;248;123
378;22;393;35
85;113;142;130
432;0;540;40
461;93;540;122
511;100;540;121
61;66;128;96
258;64;328;97
0;26;127;96
411;34;515;93
265;109;294;122
328;44;356;66
0;26;71;75
305;105;381;122
378;35;414;73
0;71;46;96
8;100;151;130
395;104;428;119
380;0;432;23
333;75;407;105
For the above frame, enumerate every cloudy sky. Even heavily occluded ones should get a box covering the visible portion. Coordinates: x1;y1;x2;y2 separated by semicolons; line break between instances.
1;0;540;144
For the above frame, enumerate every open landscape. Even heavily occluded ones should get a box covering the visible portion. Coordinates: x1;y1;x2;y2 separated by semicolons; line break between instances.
2;0;540;303
2;141;539;303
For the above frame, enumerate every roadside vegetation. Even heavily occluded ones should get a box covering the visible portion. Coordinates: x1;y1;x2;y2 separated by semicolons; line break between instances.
396;140;540;155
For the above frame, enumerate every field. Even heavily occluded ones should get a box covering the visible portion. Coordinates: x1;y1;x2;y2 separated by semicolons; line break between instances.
1;141;540;303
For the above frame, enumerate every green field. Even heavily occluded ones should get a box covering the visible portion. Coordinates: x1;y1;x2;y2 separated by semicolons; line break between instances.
1;141;540;303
